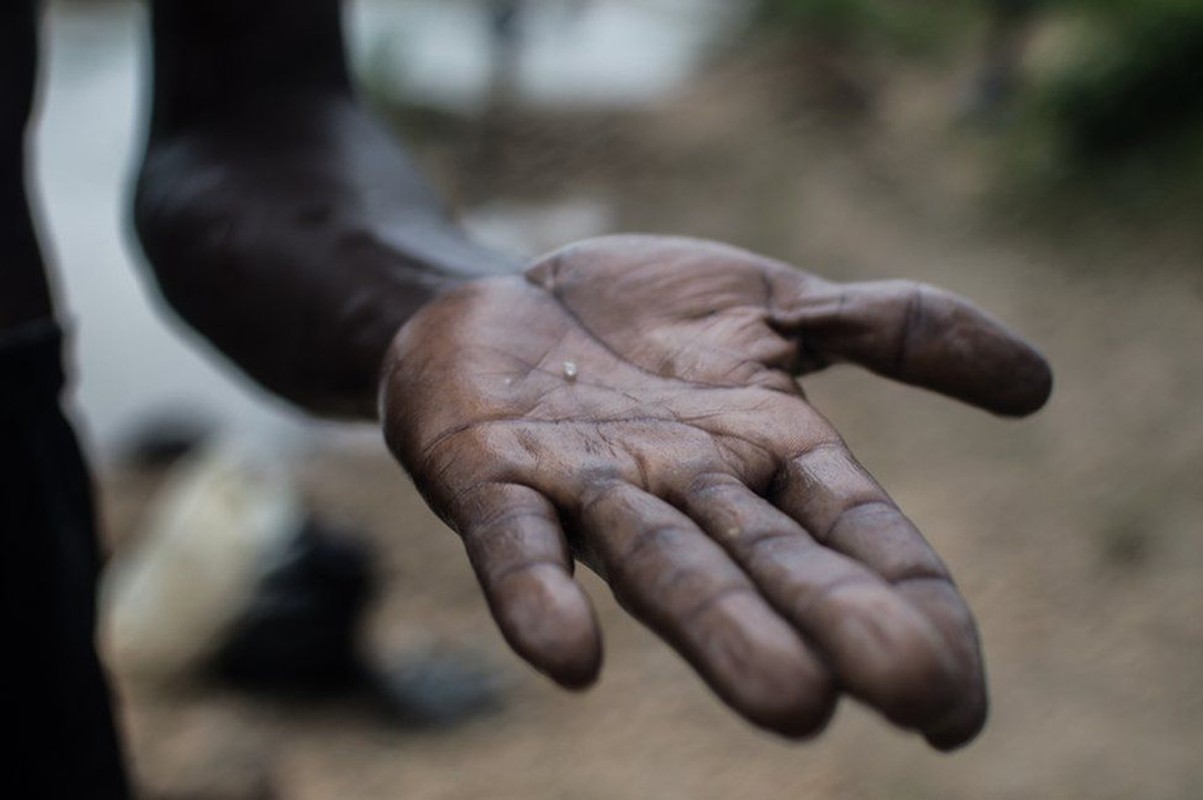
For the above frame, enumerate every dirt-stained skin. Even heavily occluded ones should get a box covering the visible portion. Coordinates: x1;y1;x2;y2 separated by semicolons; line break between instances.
383;235;1051;749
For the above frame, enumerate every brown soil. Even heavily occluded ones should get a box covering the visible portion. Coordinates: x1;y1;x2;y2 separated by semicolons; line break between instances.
101;45;1203;800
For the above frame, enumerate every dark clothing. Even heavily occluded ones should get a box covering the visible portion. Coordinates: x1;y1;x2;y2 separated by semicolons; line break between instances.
1;321;130;799
5;2;128;795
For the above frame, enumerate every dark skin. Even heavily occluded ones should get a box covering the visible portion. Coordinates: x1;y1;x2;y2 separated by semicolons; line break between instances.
5;0;1052;751
383;237;1049;747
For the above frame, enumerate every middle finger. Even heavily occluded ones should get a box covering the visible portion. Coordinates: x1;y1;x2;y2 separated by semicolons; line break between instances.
575;480;836;738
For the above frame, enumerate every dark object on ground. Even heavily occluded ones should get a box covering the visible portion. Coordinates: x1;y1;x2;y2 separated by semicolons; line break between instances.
119;410;215;469
213;516;504;727
365;649;505;727
213;517;373;690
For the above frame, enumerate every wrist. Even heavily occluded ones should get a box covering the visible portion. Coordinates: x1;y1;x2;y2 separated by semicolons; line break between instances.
375;274;530;422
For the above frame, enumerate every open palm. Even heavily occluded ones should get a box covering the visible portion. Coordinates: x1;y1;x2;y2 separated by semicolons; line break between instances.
382;235;1051;749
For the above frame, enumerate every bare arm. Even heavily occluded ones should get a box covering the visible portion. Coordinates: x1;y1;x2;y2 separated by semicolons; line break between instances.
135;0;515;415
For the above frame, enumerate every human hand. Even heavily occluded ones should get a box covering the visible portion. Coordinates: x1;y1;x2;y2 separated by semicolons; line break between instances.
381;235;1051;749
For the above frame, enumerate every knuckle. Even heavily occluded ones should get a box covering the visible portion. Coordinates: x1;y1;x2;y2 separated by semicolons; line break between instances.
577;477;627;516
822;497;896;543
617;525;684;570
685;470;741;498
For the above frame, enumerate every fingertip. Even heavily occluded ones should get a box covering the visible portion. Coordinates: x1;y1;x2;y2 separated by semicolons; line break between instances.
734;641;837;741
694;592;837;739
992;349;1053;417
923;698;988;751
811;584;971;733
921;675;988;750
491;563;603;690
837;603;987;749
764;684;839;741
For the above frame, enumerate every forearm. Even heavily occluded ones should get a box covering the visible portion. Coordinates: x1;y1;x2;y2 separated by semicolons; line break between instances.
135;0;516;417
145;0;351;140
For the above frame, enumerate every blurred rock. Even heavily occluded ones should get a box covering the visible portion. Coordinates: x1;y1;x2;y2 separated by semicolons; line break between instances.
101;440;304;683
101;437;506;731
116;409;215;470
365;648;506;728
214;517;375;693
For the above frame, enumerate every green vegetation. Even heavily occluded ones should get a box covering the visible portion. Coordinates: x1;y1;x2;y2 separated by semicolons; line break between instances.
756;0;1203;201
754;0;976;55
1040;0;1203;162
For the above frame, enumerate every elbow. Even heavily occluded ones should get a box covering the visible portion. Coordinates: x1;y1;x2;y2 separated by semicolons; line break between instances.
132;138;234;291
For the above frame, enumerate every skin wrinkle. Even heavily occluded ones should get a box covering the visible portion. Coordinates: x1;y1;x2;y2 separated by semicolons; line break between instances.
828;504;953;585
677;584;759;629
683;486;813;591
896;282;926;374
897;573;965;595
576;479;629;520
820;498;901;548
423;416;728;472
679;492;871;670
443;476;534;519
583;498;808;712
788;571;886;626
374;235;1049;746
770;439;848;498
591;425;626;465
680;484;871;627
509;277;779;404
547;285;702;387
513;428;545;467
639;551;732;613
689;500;805;562
689;484;801;557
615;525;691;571
530;255;801;395
472;534;569;578
624;434;654;492
683;469;745;500
710;434;769;484
467;504;556;542
741;528;802;557
784;505;972;718
679;425;967;729
539;371;651;408
759;269;776;310
487;556;571;588
504;359;649;408
611;470;948;733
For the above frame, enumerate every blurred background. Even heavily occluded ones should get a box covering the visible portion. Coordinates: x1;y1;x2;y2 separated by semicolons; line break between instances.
34;0;1202;797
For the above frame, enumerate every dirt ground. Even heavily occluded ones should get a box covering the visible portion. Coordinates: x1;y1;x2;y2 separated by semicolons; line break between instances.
99;44;1203;800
